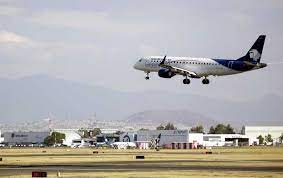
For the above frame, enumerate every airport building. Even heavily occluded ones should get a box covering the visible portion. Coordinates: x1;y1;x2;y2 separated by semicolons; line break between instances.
100;128;119;134
203;134;252;147
243;126;283;144
136;130;201;149
2;129;83;147
137;130;188;146
134;130;259;149
0;130;4;143
1;125;281;148
53;129;82;146
3;131;49;146
120;131;137;142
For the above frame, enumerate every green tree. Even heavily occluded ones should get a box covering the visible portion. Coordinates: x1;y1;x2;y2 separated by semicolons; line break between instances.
93;128;101;136
240;126;245;134
165;122;177;130
190;125;204;133
115;130;124;135
156;124;165;130
78;128;90;138
257;135;264;145
226;124;235;134
265;134;273;143
83;130;90;138
209;126;215;134
44;132;66;146
139;128;149;131
209;124;235;134
214;124;227;134
279;133;283;143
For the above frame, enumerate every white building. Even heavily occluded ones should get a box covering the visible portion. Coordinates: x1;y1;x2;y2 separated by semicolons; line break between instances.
0;130;4;143
100;128;118;134
53;129;82;146
188;133;203;145
3;131;49;146
203;134;251;147
71;138;95;148
243;126;283;144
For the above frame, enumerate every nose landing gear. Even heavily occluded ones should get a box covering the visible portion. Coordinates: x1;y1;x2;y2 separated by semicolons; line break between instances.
145;72;150;80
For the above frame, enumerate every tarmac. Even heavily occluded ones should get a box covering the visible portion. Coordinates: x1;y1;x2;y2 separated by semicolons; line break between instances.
1;159;283;177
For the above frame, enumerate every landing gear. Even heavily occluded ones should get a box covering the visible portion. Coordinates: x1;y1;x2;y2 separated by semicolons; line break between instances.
202;77;209;84
145;72;150;80
183;75;190;84
183;79;190;84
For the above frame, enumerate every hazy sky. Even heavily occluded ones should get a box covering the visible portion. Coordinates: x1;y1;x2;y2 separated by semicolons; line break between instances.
0;0;282;101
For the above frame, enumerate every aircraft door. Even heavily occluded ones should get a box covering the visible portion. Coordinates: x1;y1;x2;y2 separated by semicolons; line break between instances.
228;61;234;69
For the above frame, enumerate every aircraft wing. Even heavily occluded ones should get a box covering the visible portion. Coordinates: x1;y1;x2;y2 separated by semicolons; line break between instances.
159;56;198;77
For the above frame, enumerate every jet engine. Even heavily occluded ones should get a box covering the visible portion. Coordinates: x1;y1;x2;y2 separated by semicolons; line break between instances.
158;69;175;78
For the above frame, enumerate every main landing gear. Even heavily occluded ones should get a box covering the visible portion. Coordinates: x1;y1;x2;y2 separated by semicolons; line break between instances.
202;77;209;84
145;71;150;80
183;76;190;84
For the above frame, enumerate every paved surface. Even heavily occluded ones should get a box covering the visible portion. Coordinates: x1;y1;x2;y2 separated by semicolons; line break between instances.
1;159;283;177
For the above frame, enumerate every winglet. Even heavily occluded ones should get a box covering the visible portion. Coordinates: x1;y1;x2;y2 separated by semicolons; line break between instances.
160;55;166;65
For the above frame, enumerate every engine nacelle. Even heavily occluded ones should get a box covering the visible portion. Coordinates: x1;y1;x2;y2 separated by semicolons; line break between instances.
158;69;175;78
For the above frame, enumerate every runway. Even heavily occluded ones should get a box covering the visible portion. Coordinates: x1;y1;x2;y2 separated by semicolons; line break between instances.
0;160;283;173
1;148;283;177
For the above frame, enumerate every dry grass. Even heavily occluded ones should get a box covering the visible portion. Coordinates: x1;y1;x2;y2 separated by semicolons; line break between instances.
0;147;283;177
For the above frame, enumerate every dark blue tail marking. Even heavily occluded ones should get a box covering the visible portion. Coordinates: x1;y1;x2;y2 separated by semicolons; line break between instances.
237;35;266;62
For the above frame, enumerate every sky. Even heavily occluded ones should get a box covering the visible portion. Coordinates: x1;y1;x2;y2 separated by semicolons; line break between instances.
0;0;283;101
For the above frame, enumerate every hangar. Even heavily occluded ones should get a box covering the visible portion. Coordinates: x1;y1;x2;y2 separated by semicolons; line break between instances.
137;130;188;145
3;131;49;146
203;134;252;147
134;130;259;148
53;129;82;146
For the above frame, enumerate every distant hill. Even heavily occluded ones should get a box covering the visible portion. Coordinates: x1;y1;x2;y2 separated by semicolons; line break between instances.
126;110;218;129
0;75;282;127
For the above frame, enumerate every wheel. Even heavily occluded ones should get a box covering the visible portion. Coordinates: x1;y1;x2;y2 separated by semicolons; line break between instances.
202;78;209;84
183;79;190;84
145;76;149;80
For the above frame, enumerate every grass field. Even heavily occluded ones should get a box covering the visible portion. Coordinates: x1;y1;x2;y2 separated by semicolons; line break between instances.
0;147;283;177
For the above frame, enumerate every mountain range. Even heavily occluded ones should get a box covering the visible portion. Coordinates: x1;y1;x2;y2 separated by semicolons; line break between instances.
0;75;282;128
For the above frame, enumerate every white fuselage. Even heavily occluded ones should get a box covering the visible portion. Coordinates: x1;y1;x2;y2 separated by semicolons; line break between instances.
112;142;136;149
133;36;267;84
134;56;243;77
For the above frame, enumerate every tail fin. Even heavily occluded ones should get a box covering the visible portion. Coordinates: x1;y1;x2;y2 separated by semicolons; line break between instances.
156;133;161;144
237;35;266;62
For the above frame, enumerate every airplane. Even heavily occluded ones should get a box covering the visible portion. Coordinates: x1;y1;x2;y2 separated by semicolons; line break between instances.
151;133;161;150
95;136;112;148
111;142;136;149
133;35;267;84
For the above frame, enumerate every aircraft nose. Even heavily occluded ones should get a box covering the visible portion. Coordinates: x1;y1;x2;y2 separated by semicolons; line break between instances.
133;61;140;70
